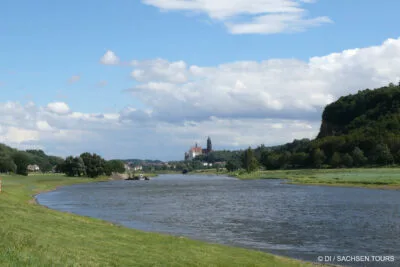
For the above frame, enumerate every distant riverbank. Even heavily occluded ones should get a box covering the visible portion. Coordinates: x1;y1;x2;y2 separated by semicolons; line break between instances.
190;168;400;189
0;174;319;267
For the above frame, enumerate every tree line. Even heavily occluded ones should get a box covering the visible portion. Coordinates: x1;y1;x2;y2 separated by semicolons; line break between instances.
0;143;126;178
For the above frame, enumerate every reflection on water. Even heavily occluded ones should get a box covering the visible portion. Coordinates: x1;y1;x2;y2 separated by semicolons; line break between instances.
37;174;400;266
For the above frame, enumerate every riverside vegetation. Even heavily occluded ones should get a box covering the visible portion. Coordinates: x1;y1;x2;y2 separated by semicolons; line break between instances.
0;174;321;267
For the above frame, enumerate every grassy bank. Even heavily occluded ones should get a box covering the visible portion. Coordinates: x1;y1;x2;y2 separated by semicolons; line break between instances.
189;168;400;189
0;174;319;267
231;168;400;189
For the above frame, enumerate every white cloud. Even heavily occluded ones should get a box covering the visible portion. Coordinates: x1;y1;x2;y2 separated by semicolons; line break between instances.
1;127;39;144
100;50;120;65
46;102;71;115
131;59;188;83
141;0;331;34
126;37;400;124
36;120;54;132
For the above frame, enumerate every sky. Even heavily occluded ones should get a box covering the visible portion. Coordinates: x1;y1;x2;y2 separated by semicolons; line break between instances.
0;0;400;161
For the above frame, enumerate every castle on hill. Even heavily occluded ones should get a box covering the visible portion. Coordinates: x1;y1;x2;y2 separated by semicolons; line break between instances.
184;137;212;160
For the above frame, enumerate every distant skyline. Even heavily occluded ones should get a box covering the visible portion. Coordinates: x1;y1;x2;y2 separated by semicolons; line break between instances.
1;0;400;160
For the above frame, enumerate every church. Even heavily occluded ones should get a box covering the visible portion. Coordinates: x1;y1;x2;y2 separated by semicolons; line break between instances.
184;137;212;160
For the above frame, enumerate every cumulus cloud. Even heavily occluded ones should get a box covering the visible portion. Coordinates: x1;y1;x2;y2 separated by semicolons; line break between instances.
126;37;400;124
131;59;188;83
141;0;332;34
46;102;71;115
100;50;120;65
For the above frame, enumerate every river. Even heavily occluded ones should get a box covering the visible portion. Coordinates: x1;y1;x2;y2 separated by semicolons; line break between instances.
36;174;400;266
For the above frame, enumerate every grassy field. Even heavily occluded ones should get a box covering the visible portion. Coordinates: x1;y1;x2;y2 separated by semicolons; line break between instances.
0;174;321;267
189;168;400;189
229;168;400;189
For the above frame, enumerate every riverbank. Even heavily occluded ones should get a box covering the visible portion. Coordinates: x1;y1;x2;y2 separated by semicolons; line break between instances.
190;168;400;189
0;174;321;266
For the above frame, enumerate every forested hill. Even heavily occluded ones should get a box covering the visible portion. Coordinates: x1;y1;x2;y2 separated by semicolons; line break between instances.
318;82;400;139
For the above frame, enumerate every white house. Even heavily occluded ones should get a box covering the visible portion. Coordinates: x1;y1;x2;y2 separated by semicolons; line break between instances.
133;166;143;171
27;164;40;172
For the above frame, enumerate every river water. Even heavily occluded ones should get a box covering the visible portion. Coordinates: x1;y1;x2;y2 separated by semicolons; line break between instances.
36;174;400;266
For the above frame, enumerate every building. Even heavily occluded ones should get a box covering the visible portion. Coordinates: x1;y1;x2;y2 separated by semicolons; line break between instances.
185;143;203;160
184;137;213;160
133;166;143;171
27;164;40;172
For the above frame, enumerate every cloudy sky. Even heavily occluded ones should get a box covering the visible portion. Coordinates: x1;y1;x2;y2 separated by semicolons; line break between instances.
1;0;400;160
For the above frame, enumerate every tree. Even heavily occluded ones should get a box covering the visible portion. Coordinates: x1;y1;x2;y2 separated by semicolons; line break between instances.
80;153;105;178
261;152;280;170
342;153;353;167
12;151;31;176
64;156;86;177
290;152;308;168
330;152;342;168
0;153;16;173
312;148;326;168
278;151;291;169
371;144;394;165
104;160;126;176
351;147;367;166
241;147;259;173
226;160;240;172
73;157;86;177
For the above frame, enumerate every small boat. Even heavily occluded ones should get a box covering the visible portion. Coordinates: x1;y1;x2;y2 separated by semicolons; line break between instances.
182;169;188;174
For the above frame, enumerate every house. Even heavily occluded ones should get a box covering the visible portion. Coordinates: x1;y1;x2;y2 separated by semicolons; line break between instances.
27;164;40;172
133;166;143;171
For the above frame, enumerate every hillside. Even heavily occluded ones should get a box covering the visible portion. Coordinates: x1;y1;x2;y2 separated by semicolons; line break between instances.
248;83;400;170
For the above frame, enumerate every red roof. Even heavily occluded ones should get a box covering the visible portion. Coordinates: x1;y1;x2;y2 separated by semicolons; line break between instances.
190;147;202;153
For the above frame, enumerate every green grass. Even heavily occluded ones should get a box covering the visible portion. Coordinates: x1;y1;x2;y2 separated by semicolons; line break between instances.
0;174;321;267
232;168;400;189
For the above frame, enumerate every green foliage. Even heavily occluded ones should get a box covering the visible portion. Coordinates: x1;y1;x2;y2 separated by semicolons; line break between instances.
312;149;326;168
290;152;308;168
64;156;86;177
0;153;17;173
241;147;259;173
330;152;342;168
104;160;126;175
80;153;105;178
12;151;31;176
226;159;241;172
351;147;367;166
342;153;353;167
371;144;394;165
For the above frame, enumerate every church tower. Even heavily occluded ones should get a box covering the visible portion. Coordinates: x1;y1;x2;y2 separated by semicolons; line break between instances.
207;136;212;153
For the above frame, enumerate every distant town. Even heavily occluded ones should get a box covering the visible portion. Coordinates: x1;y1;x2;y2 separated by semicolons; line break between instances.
123;137;226;172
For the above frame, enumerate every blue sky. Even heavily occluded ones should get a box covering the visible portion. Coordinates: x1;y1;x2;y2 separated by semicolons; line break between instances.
1;0;400;160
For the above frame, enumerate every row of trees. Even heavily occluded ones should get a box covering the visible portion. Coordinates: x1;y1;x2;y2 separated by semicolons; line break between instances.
0;146;64;176
223;142;397;173
57;153;125;178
